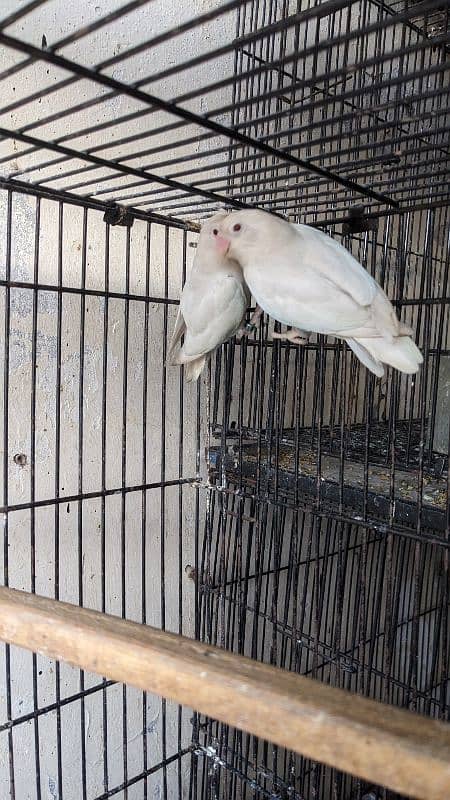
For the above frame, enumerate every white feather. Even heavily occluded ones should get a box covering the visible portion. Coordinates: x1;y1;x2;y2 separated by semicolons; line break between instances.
217;209;423;376
168;212;249;381
346;338;385;377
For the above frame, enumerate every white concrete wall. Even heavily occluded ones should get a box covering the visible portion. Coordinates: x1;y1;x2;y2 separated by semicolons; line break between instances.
1;2;447;798
0;2;237;798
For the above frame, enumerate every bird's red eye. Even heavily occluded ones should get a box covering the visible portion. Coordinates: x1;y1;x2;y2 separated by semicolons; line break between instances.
233;223;241;232
213;228;218;235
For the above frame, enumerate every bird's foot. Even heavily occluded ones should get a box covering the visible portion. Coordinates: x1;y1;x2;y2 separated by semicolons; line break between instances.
248;305;263;327
272;328;310;346
236;322;256;340
236;305;263;340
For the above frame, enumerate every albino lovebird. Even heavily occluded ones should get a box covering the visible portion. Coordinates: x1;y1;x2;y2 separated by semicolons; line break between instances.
211;209;423;377
168;212;250;381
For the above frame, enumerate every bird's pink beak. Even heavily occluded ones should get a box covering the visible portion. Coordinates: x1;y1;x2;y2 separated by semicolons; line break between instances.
214;233;230;255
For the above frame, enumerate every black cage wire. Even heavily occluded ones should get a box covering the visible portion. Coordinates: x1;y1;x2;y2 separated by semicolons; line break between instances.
0;0;449;798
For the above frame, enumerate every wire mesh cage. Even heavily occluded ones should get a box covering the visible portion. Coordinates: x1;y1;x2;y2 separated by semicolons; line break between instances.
0;0;449;799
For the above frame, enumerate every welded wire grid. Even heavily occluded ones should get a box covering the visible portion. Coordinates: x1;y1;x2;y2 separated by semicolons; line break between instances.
0;188;202;799
0;0;448;221
0;1;449;799
196;203;449;799
191;0;449;798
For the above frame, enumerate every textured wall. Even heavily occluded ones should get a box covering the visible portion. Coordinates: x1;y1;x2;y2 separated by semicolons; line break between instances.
0;2;236;797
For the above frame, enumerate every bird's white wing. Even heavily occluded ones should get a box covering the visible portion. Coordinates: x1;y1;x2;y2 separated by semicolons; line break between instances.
244;249;374;336
291;223;377;307
179;272;247;362
167;308;186;364
287;223;404;339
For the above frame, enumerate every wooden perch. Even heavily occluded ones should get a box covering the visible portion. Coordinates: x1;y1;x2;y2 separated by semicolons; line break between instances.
0;587;449;799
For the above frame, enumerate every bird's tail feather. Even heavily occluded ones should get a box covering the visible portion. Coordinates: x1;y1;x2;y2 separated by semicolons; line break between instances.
167;309;185;365
346;338;385;377
349;335;423;375
184;356;206;382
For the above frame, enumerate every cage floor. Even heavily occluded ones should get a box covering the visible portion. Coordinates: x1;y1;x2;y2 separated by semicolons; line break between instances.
209;421;447;533
215;420;448;473
277;419;447;474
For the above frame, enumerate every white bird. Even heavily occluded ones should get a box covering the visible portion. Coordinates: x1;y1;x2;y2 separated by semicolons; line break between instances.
168;212;250;381
212;209;423;377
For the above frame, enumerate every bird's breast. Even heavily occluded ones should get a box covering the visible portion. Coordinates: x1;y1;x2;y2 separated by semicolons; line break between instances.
243;260;369;333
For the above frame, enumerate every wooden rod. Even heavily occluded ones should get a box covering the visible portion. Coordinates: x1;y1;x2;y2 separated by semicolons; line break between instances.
0;587;448;799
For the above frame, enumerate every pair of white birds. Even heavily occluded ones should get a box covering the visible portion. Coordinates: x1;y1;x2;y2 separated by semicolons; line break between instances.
168;209;423;381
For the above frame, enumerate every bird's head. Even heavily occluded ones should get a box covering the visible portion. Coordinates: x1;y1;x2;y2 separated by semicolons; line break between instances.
196;211;243;273
211;208;289;263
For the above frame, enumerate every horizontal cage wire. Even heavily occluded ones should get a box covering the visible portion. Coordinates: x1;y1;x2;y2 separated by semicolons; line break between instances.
0;189;202;800
0;1;449;800
0;0;447;220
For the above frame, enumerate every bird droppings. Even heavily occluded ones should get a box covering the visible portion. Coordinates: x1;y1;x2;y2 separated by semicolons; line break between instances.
13;453;27;467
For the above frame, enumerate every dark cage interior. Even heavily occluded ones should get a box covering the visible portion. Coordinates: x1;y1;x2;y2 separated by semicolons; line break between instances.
0;1;449;799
